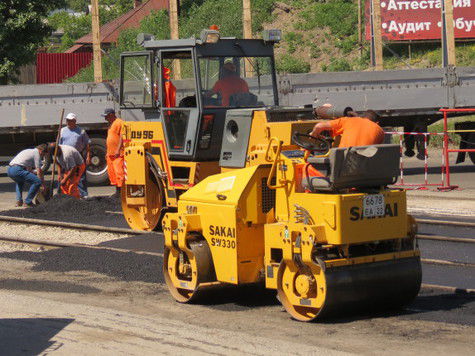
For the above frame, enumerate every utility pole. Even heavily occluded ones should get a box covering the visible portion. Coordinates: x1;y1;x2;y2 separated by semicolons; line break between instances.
169;0;181;79
242;0;253;77
91;0;103;83
358;0;362;57
441;0;456;67
370;0;383;70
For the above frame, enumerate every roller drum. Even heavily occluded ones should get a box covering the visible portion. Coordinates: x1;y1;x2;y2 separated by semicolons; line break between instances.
319;256;422;318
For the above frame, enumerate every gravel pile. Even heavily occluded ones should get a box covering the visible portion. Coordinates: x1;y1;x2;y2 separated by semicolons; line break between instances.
0;195;128;228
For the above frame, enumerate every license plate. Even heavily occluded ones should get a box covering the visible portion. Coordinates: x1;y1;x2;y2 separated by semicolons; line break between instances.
363;194;385;217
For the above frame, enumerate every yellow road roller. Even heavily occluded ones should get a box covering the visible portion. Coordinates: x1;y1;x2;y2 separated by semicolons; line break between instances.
119;30;421;321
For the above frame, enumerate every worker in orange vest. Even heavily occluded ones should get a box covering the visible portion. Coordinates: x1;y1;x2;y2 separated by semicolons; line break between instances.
210;60;249;106
102;108;124;195
310;110;384;147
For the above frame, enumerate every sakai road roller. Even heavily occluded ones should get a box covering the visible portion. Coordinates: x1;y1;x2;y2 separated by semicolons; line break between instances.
119;29;421;321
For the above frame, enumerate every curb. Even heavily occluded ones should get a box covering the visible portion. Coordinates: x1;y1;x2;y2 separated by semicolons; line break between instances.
421;283;475;294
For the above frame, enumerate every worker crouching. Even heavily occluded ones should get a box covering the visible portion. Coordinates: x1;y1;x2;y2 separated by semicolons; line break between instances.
50;144;86;198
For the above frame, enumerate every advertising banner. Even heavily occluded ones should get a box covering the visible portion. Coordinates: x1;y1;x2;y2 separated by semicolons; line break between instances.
365;0;475;41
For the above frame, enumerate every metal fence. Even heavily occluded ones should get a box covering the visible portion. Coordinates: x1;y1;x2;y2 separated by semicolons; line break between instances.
36;53;93;84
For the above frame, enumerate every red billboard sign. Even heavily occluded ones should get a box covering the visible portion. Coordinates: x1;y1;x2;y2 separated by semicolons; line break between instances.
365;0;475;41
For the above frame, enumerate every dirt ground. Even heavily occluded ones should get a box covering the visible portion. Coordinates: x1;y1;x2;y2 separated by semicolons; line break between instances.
0;229;473;355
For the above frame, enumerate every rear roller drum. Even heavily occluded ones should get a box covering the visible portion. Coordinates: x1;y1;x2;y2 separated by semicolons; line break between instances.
122;173;163;231
163;237;216;303
277;257;422;321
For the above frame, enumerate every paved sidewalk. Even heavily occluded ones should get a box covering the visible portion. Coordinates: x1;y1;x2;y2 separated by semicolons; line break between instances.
406;189;475;218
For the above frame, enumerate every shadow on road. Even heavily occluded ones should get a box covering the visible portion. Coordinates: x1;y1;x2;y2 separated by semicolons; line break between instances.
198;284;280;310
323;290;475;326
0;318;74;356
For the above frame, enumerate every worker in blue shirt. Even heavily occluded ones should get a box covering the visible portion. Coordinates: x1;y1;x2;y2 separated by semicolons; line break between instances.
60;113;91;198
8;144;47;207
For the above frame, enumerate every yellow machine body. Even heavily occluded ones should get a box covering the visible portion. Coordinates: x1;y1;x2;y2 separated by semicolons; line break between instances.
161;123;421;320
121;121;220;230
124;108;421;320
163;166;270;285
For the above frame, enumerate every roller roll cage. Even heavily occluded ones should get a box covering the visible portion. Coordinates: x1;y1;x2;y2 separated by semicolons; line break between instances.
119;38;279;160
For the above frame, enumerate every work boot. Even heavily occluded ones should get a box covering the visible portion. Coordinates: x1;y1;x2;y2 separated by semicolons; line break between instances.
416;151;426;160
404;149;415;157
15;201;23;207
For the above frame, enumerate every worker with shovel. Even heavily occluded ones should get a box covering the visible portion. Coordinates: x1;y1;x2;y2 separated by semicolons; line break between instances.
60;112;91;198
49;143;85;199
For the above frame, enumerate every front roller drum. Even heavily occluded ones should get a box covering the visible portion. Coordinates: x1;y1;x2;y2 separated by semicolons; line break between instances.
163;237;216;303
277;256;422;322
122;174;163;231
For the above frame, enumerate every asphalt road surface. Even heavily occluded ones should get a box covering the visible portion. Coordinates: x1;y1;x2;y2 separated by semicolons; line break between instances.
0;154;473;354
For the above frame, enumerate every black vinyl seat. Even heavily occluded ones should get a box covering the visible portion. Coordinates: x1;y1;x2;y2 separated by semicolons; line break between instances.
302;144;400;192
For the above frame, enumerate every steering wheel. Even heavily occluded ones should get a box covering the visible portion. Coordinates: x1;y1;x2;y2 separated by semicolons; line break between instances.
292;132;330;154
201;90;222;106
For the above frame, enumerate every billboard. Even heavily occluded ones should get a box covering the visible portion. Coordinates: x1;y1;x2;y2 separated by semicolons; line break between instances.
365;0;475;41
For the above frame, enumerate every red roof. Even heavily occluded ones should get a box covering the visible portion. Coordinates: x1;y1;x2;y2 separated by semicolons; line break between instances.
65;0;168;53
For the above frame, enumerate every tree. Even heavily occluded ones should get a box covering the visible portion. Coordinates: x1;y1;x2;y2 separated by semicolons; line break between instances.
66;0;133;15
0;0;65;84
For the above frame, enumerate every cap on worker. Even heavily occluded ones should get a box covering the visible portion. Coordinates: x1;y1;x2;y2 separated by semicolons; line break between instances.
65;113;77;121
223;60;236;72
101;108;116;117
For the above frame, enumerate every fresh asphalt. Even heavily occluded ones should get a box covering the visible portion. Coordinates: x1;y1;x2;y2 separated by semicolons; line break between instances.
0;163;473;326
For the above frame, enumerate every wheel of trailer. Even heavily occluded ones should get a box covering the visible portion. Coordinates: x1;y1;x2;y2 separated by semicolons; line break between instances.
87;136;109;185
163;236;215;303
277;260;327;322
122;172;164;231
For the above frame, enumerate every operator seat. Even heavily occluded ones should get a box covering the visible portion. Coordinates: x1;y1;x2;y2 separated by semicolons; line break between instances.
229;92;258;107
302;144;400;192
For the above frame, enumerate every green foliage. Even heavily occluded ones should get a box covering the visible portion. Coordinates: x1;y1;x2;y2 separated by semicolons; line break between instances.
296;0;357;39
284;32;304;54
456;44;475;67
309;43;321;58
334;34;358;54
0;0;66;84
250;0;276;33
180;0;243;38
322;58;352;72
279;0;309;9
68;10;170;82
48;1;135;53
48;11;91;52
66;0;133;15
276;54;310;74
179;0;275;38
428;118;468;148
